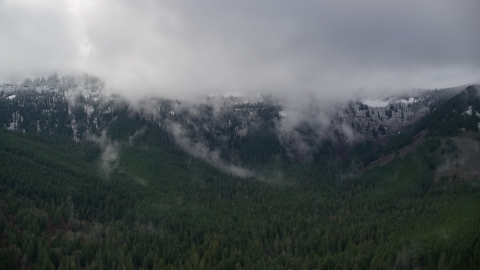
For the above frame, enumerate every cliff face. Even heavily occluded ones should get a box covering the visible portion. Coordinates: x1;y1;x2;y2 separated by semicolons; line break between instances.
0;75;468;165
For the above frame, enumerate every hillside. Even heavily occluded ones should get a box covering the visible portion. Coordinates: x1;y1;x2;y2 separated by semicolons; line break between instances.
0;75;464;168
0;83;480;269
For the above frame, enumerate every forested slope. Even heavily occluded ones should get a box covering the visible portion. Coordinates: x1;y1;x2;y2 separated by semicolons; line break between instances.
0;130;479;269
0;87;480;269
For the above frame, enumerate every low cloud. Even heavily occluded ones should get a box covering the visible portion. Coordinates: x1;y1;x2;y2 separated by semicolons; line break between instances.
0;0;479;101
168;122;254;178
277;94;341;135
128;126;147;145
87;130;120;177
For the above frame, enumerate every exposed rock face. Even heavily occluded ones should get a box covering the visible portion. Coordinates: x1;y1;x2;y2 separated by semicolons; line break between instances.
0;74;466;163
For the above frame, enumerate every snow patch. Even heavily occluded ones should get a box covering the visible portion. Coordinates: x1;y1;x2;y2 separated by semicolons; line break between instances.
7;95;16;100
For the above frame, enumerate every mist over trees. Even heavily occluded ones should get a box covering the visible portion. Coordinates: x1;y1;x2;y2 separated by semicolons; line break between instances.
1;0;480;267
0;81;480;268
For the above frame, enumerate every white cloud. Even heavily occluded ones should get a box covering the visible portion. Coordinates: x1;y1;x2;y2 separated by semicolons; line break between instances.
168;122;254;177
1;0;479;100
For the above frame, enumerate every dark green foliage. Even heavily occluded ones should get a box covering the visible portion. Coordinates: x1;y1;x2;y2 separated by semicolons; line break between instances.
424;86;480;136
378;125;386;135
1;86;480;269
382;86;479;154
0;251;14;270
0;124;479;269
385;109;393;119
229;130;286;165
358;103;369;110
421;138;441;153
0;89;72;136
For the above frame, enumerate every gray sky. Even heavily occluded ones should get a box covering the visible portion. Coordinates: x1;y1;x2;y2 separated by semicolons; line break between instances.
1;0;479;100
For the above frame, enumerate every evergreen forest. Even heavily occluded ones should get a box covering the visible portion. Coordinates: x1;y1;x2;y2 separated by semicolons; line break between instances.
0;86;480;269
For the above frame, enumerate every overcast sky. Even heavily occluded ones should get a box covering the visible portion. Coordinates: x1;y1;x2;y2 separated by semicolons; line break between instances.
1;0;479;100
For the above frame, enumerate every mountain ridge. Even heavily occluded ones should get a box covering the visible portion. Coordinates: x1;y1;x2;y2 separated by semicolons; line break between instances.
1;75;472;172
0;79;479;269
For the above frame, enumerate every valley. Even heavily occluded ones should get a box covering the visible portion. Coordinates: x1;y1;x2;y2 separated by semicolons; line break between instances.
0;78;479;269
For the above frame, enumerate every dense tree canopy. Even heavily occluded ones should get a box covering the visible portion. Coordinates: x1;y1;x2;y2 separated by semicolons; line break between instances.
0;86;479;269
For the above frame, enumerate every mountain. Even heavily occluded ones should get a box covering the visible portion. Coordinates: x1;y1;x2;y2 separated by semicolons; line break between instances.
0;76;479;269
0;75;465;167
